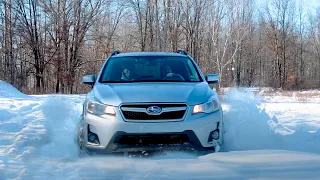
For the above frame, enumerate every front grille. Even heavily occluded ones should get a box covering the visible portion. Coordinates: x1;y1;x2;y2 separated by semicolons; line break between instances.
120;103;187;120
117;134;190;146
121;104;186;108
122;110;185;120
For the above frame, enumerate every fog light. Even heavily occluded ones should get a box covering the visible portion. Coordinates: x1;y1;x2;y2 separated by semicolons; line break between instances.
88;133;100;145
212;130;219;140
88;133;96;141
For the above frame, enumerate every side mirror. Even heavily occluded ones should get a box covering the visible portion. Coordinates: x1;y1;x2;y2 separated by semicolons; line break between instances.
205;74;219;84
82;75;96;87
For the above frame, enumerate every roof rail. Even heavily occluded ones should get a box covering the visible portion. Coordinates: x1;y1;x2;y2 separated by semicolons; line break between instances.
176;50;188;55
111;50;120;56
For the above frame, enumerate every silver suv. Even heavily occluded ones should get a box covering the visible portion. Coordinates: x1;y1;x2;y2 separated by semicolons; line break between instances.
77;50;223;155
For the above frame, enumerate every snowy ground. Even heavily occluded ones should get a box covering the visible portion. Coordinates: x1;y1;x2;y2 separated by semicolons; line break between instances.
1;81;320;179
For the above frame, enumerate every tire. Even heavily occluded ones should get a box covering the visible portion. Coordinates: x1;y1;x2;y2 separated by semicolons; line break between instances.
220;121;224;145
194;150;215;157
77;115;90;157
217;121;225;152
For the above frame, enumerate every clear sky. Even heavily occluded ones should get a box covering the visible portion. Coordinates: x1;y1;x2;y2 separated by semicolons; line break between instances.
257;0;320;14
305;0;319;14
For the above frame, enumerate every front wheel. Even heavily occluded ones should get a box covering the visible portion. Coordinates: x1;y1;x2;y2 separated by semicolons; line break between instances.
77;115;90;157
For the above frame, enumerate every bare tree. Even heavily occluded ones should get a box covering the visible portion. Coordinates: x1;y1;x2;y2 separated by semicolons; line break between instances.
2;0;14;84
265;0;296;88
14;0;47;93
1;0;320;94
297;0;305;88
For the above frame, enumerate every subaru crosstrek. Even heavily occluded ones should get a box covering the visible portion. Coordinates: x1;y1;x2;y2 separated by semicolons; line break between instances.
77;50;223;155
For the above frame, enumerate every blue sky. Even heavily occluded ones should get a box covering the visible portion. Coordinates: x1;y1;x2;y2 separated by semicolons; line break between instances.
306;0;319;13
257;0;319;14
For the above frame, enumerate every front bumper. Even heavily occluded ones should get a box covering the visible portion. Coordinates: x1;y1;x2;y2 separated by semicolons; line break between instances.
87;131;216;154
82;108;223;153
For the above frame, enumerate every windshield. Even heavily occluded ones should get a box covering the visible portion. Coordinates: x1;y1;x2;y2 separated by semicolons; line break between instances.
98;56;203;83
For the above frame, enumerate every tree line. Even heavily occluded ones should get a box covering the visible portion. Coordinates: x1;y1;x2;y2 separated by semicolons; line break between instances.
0;0;319;94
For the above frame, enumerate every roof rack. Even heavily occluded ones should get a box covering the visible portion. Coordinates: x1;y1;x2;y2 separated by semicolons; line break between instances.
111;50;120;56
176;50;188;55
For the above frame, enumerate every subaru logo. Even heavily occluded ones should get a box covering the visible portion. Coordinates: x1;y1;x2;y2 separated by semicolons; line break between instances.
146;106;162;115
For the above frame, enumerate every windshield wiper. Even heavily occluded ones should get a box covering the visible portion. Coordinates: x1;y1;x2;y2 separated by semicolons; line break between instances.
99;80;160;83
99;80;125;83
99;79;187;83
131;79;185;82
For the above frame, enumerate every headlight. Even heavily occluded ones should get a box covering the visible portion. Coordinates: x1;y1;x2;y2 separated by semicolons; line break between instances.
193;98;220;114
86;100;116;116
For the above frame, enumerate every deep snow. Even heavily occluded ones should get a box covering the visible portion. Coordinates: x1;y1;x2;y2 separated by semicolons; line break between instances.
0;82;320;179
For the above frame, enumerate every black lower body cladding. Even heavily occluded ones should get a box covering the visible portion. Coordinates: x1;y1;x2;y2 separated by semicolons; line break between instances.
86;130;215;154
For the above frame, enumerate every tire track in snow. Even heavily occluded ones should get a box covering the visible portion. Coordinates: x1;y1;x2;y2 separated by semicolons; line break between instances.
15;95;84;179
0;95;84;179
0;97;44;179
2;87;320;179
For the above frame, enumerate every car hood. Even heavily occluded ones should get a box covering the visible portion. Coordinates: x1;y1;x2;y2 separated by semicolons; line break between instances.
92;82;215;106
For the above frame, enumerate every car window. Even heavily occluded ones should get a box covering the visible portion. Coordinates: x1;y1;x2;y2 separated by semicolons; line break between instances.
187;59;202;81
99;56;202;83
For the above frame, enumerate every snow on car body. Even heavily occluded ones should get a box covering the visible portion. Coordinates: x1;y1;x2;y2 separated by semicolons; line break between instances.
77;50;223;154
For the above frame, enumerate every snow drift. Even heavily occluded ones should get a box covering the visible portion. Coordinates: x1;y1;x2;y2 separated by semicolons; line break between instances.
222;88;284;151
0;80;28;99
222;88;320;154
1;81;320;179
